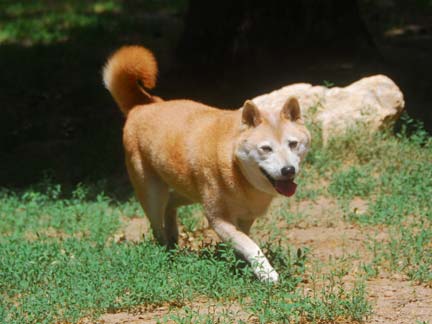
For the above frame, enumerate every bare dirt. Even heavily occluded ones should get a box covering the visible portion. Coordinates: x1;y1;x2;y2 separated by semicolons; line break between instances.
93;300;253;324
93;197;432;324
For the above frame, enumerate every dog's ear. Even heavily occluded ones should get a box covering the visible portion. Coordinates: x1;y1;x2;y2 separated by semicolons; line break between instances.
281;97;301;121
242;100;262;127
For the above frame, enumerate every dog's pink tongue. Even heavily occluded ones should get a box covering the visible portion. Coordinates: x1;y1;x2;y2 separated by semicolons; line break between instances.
275;180;297;197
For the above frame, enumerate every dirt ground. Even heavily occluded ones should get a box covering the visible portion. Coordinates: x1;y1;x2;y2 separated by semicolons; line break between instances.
91;197;432;324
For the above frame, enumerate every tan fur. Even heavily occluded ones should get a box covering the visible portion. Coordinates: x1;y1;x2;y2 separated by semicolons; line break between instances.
103;46;159;115
103;46;311;282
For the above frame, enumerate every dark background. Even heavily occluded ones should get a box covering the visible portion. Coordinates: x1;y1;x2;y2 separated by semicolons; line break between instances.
1;0;431;189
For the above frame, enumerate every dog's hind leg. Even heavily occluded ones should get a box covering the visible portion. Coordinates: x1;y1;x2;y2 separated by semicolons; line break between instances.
165;192;193;249
125;156;170;246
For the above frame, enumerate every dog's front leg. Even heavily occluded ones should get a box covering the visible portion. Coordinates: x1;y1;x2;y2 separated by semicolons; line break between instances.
210;218;278;283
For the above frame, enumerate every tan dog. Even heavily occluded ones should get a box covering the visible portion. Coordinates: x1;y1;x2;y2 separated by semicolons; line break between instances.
103;46;311;282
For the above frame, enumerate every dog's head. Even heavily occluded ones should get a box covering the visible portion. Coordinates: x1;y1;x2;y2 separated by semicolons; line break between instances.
235;97;311;197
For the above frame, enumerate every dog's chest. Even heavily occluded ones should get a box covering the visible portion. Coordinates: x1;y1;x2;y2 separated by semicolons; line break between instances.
225;191;273;220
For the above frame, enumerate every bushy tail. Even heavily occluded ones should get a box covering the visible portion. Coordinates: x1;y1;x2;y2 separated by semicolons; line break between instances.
103;45;160;115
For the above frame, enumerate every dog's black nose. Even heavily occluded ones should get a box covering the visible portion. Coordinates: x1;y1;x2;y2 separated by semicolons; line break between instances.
281;166;295;177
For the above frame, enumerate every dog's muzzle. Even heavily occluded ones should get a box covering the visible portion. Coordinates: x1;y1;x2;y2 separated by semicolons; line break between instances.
260;167;297;197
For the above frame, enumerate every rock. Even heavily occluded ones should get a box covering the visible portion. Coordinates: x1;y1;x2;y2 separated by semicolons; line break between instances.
252;75;405;142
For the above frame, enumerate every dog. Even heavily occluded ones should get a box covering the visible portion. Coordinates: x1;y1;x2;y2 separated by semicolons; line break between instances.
103;46;311;282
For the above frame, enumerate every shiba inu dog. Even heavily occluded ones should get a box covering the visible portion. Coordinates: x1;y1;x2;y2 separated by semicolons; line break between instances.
103;46;311;282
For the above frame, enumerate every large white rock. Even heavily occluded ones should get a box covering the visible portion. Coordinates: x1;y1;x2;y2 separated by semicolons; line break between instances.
252;75;405;142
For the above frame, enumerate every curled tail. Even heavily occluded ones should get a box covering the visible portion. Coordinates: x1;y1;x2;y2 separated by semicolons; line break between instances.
103;45;160;115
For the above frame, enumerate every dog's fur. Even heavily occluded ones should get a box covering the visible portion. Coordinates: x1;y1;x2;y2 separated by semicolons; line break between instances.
103;46;311;282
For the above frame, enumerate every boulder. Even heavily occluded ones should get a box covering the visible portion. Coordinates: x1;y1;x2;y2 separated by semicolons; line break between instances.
252;75;405;142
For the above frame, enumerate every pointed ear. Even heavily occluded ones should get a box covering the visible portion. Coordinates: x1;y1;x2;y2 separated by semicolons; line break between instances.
242;100;262;127
281;97;301;121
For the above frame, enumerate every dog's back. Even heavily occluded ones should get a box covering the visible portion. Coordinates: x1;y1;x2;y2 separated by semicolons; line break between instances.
123;99;240;202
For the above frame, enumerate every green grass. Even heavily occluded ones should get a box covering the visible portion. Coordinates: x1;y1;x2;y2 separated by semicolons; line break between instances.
318;114;432;285
0;0;188;45
0;185;370;323
178;204;204;232
0;1;120;45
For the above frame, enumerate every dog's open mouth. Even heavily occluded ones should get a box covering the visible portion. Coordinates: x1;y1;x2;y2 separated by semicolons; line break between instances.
260;168;297;197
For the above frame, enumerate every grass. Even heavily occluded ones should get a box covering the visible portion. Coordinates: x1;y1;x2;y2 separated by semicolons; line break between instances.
0;0;187;45
320;115;432;286
0;183;371;323
0;1;120;45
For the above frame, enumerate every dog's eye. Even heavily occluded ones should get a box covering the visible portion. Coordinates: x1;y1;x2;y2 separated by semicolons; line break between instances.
260;145;273;153
289;141;298;149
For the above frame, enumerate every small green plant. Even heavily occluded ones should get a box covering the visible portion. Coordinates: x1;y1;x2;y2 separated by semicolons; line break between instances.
178;204;203;232
323;80;335;88
368;225;432;285
329;166;376;199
